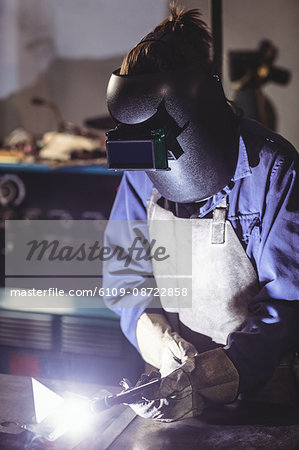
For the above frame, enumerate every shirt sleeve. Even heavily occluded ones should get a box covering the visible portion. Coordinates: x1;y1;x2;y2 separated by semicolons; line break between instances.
226;147;299;393
102;171;156;349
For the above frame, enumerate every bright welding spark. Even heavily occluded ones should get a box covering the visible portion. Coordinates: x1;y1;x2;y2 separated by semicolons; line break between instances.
47;395;95;441
32;378;95;441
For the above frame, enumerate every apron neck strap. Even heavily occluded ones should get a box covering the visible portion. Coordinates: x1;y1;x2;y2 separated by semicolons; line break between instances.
212;196;228;244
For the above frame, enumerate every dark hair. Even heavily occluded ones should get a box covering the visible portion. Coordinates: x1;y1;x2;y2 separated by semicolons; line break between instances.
120;2;212;75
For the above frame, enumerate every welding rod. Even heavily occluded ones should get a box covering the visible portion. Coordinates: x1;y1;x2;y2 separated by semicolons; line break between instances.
91;377;161;413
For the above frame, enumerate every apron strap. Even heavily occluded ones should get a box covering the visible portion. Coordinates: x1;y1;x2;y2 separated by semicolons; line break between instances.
211;196;228;244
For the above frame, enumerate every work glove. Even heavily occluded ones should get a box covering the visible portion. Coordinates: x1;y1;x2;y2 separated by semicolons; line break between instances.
136;312;197;376
128;348;239;422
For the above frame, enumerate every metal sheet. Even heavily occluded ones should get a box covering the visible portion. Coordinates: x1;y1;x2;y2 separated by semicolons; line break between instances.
109;401;299;450
77;406;136;450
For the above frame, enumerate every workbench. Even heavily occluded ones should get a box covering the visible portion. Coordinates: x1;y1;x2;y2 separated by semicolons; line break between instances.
0;373;299;449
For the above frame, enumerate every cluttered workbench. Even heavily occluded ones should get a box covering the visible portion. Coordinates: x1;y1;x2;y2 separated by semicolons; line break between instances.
1;373;299;450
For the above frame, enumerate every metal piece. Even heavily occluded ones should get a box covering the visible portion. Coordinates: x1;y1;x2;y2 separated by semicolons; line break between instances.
0;421;22;435
82;406;136;450
109;404;299;450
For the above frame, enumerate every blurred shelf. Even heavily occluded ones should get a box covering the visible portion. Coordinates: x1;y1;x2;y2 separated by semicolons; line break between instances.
0;162;122;175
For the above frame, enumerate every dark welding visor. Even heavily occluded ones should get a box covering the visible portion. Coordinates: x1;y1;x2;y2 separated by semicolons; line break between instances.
106;127;169;170
106;67;194;172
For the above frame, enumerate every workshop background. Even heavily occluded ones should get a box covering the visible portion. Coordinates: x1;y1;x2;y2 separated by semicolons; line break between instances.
0;0;298;385
0;0;299;148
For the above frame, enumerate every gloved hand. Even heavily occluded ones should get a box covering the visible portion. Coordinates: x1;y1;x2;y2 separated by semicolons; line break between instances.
136;312;197;376
127;348;239;422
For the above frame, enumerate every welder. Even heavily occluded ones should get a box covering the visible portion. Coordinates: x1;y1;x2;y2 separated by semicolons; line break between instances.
103;4;299;421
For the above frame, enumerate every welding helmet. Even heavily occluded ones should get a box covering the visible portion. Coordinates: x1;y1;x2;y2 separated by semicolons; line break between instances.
106;63;239;203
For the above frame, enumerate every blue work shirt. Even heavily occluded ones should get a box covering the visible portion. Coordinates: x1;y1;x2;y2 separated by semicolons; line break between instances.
103;117;299;393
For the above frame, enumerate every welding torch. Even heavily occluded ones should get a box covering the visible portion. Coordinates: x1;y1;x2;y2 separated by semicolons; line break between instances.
91;377;162;413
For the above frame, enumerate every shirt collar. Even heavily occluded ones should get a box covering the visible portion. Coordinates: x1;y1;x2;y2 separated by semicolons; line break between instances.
232;135;252;181
198;135;252;218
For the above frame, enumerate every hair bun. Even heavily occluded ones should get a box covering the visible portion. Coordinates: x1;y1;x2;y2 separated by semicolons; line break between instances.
169;2;206;33
169;2;186;31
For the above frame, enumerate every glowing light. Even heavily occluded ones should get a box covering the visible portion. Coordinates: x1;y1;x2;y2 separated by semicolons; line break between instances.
31;378;95;441
47;395;95;441
32;378;64;424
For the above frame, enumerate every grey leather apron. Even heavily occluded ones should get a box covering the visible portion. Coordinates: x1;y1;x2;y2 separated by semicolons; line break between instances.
147;189;259;348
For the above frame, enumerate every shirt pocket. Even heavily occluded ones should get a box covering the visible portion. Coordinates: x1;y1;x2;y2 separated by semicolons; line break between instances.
229;212;261;247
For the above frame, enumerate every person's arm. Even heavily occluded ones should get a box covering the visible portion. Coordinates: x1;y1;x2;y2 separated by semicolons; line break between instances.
103;172;197;375
103;171;154;348
225;147;299;393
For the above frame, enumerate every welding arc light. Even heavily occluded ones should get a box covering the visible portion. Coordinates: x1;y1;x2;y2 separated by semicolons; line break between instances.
31;378;95;441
